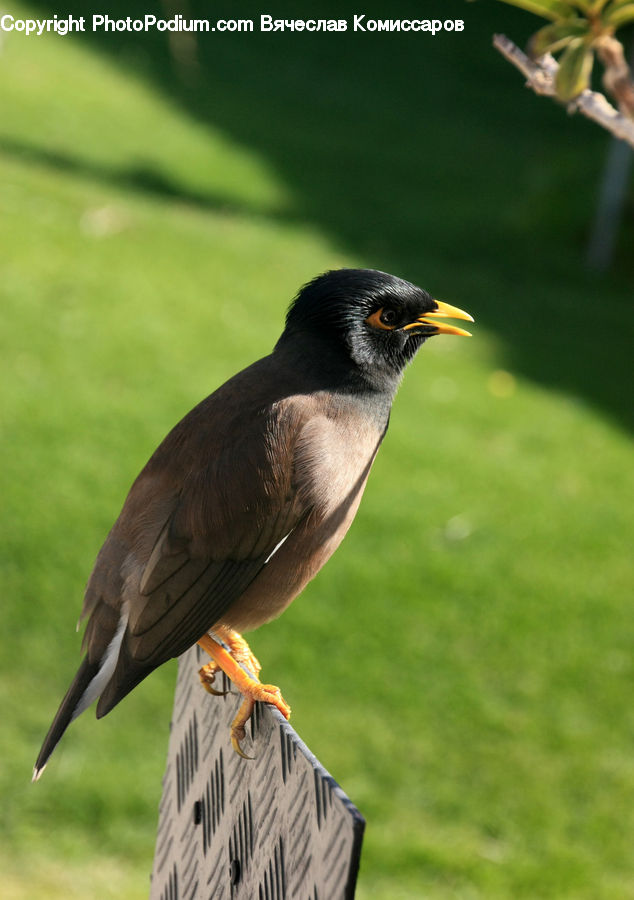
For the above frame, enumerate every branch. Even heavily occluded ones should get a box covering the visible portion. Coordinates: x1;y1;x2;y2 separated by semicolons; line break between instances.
493;33;634;148
595;35;634;120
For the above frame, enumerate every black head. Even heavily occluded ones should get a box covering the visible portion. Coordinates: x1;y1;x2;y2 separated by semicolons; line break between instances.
279;269;472;389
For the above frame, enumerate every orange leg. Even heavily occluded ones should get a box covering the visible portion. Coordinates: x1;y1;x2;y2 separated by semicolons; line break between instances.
197;630;290;759
213;625;262;678
198;627;261;696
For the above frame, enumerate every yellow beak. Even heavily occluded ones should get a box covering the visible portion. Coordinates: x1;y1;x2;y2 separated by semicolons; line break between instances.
404;299;474;337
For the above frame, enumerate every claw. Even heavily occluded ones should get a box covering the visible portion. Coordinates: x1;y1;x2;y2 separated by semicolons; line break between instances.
231;697;255;759
231;732;252;759
229;687;291;757
198;663;227;696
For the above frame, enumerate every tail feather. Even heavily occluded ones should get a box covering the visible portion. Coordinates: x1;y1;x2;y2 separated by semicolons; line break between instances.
32;657;100;782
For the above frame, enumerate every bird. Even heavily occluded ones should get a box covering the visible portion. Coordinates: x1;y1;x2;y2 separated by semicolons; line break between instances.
33;268;472;779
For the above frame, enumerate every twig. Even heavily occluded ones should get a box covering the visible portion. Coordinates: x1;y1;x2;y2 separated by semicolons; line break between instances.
493;33;634;148
595;35;634;120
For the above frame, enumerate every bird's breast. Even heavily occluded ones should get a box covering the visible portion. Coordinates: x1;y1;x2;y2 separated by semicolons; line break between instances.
220;401;386;632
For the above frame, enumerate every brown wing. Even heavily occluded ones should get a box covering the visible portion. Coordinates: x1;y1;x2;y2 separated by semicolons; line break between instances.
78;355;310;714
127;479;303;664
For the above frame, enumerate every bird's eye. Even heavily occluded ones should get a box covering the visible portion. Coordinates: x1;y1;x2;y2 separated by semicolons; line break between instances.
365;306;398;331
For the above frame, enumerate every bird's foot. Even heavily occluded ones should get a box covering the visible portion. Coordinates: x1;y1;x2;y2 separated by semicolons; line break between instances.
212;625;262;679
198;626;261;695
229;682;291;759
197;631;290;758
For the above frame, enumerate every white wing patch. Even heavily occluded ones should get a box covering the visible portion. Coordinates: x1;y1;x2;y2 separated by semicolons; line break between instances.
264;531;292;565
72;603;129;721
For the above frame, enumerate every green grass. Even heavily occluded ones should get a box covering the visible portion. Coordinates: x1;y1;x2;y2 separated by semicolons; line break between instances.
1;1;633;897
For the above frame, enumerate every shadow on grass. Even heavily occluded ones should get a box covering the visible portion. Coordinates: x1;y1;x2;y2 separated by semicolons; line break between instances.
0;134;301;222
12;0;634;432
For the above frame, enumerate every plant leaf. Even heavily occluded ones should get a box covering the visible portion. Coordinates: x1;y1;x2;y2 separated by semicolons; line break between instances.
528;19;592;56
496;0;580;22
604;2;634;27
555;38;595;99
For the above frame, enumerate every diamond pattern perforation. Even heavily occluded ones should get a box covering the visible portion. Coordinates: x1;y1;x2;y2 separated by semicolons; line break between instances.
150;645;365;899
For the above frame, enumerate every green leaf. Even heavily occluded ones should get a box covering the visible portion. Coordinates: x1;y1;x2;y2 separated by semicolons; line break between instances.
587;0;611;12
604;1;634;27
555;38;595;99
528;19;592;56
496;0;580;22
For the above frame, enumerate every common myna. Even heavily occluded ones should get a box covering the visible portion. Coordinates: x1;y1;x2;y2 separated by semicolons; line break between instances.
34;268;472;778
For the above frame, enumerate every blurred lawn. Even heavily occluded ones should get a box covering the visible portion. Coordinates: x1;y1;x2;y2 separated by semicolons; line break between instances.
1;1;633;897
